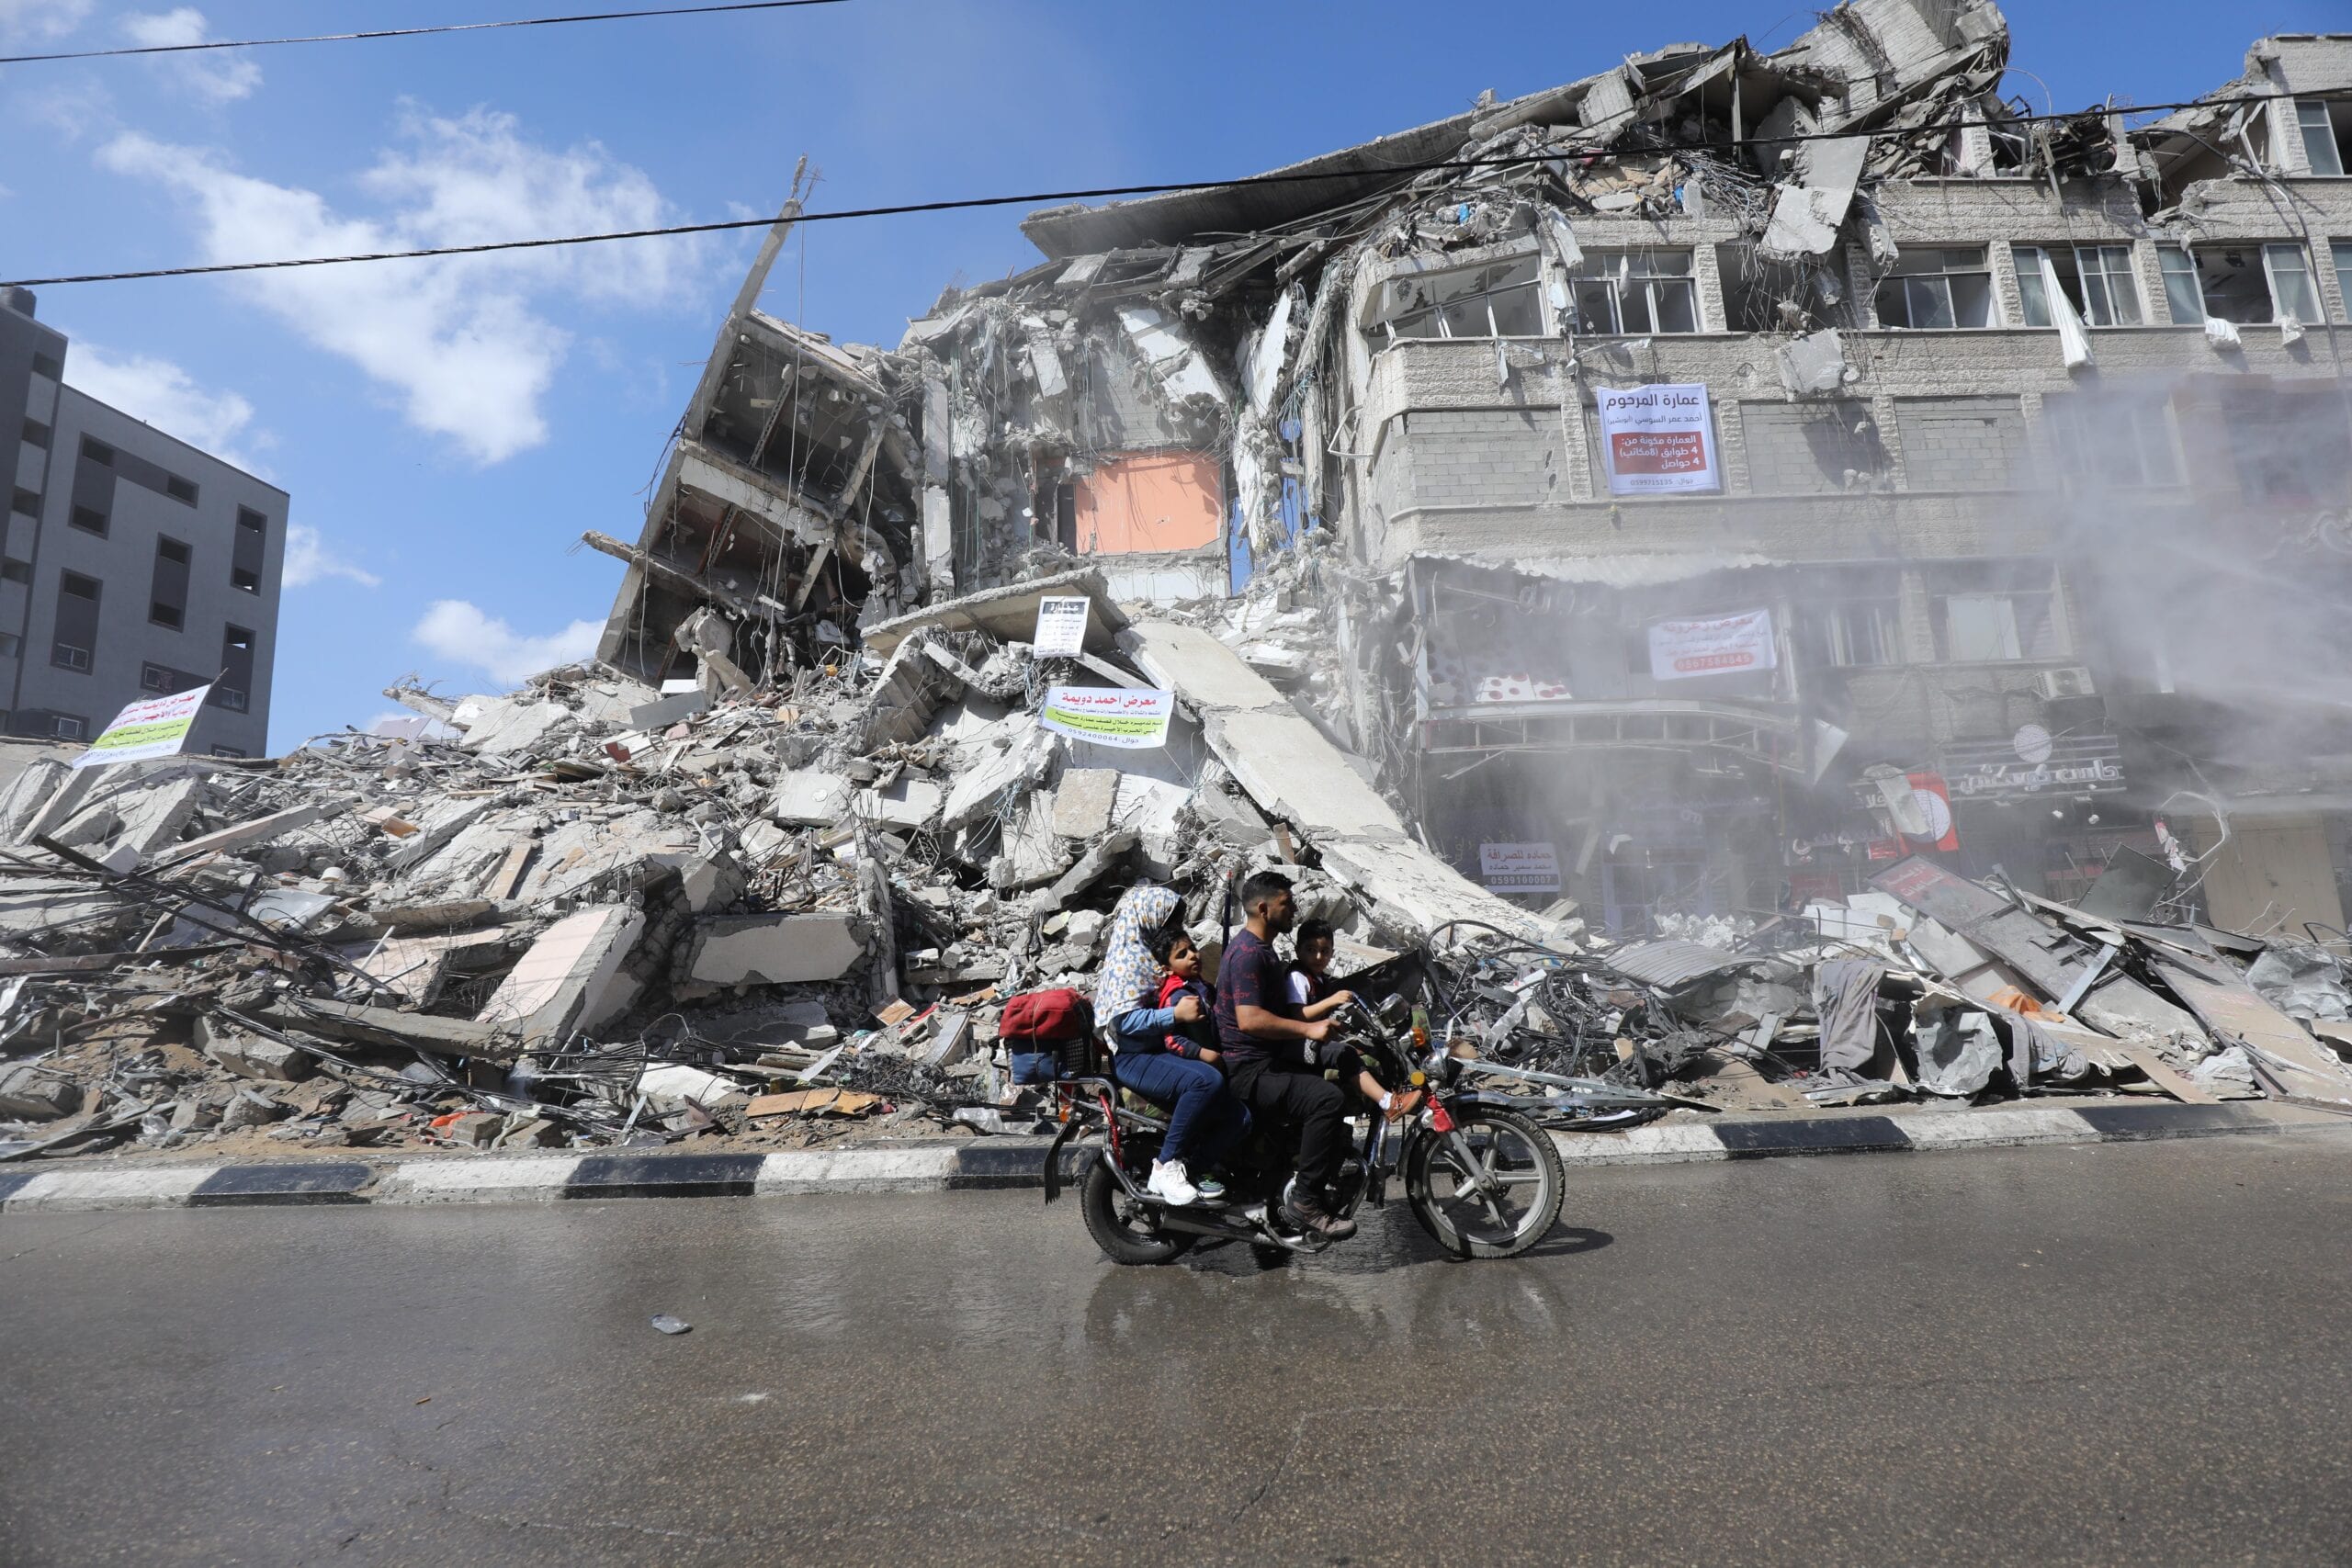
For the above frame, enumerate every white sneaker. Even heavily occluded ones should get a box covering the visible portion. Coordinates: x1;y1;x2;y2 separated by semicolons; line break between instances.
1147;1158;1199;1207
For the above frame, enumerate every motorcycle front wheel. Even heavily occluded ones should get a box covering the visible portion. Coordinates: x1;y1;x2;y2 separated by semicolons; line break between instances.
1079;1150;1194;1266
1404;1106;1565;1259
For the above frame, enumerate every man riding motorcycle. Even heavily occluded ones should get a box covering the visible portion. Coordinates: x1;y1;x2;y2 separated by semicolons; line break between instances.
1212;870;1358;1240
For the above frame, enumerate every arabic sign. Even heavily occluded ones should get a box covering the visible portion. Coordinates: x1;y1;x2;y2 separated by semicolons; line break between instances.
1031;596;1091;658
73;684;211;769
1479;841;1562;893
1595;383;1720;494
1941;733;2125;799
1903;771;1961;851
1649;609;1777;682
1038;686;1173;750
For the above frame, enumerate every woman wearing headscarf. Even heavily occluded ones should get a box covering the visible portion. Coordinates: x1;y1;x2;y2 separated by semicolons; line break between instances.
1096;883;1245;1207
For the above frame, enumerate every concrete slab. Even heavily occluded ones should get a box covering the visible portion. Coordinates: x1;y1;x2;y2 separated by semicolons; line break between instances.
475;905;646;1045
684;912;865;985
1051;768;1120;840
770;770;854;827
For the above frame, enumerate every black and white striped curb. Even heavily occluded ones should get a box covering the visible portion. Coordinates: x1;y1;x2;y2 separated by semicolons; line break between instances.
0;1101;2338;1213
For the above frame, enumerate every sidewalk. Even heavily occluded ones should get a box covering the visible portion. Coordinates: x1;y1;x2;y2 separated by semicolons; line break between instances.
1;1098;2341;1213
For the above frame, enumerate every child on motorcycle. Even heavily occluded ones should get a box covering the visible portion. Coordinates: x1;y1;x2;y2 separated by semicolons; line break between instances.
1152;929;1219;1059
1286;919;1422;1123
1094;885;1246;1208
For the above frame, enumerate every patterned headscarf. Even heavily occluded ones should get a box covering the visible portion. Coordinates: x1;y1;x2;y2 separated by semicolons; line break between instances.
1094;884;1181;1020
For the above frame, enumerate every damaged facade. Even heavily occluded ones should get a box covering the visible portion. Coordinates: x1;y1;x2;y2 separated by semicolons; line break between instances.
6;4;2352;1165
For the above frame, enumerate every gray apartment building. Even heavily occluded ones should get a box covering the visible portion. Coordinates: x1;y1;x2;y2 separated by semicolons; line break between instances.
1;288;285;757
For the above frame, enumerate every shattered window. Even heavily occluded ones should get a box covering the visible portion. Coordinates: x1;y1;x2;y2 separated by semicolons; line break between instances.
2042;392;2183;489
2187;244;2322;324
2297;100;2347;178
2157;246;2205;323
2016;245;2143;328
1932;564;2062;662
1874;249;1994;329
1566;251;1698;336
1384;257;1544;341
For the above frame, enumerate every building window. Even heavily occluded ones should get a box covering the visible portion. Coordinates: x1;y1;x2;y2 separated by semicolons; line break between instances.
80;437;113;467
1806;597;1903;668
1;559;28;584
2333;241;2352;322
20;418;49;450
1875;248;1996;329
9;488;36;518
1566;250;1699;335
2015;244;2143;327
157;536;191;565
2298;99;2349;178
2158;246;2206;324
30;352;62;381
2042;392;2183;489
69;505;107;536
60;570;96;601
216;687;249;713
231;567;261;592
51;642;90;671
1377;255;1544;341
150;601;183;630
2176;243;2325;324
236;507;267;535
141;663;172;692
164;474;198;505
224;625;253;651
210;745;248;759
51;715;85;739
1932;564;2063;662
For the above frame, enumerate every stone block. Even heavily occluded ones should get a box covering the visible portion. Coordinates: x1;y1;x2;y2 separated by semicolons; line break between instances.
476;904;646;1046
1050;768;1120;840
855;777;944;831
769;770;854;827
0;1065;80;1121
684;912;865;986
195;1016;315;1082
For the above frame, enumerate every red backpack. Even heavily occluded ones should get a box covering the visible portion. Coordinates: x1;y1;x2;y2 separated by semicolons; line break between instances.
999;987;1099;1082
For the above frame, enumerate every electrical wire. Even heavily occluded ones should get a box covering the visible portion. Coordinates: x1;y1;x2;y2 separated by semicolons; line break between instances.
0;0;846;65
7;88;2352;291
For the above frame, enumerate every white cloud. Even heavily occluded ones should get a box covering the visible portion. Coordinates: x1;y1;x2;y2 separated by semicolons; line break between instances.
122;8;262;103
62;341;260;466
283;524;379;589
97;109;705;465
0;0;94;42
413;600;600;688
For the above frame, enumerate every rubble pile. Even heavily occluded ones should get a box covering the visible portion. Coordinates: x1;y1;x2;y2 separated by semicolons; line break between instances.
1443;863;2352;1116
0;568;1564;1165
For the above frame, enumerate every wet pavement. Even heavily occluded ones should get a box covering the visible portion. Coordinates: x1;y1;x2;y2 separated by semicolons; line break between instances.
3;1128;2348;1566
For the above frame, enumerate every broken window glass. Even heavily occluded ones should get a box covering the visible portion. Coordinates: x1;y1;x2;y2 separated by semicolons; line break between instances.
1384;256;1544;341
1566;251;1698;336
2298;99;2347;178
2043;392;2183;489
1874;249;1994;329
2015;245;2143;328
2157;245;2206;323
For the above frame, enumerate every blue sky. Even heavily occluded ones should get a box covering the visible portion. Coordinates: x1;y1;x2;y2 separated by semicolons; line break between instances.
2;0;2342;750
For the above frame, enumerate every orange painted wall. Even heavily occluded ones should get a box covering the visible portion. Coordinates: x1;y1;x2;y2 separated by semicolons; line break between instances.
1072;453;1222;554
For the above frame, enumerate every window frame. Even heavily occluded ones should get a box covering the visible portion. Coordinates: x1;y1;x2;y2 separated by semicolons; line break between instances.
79;437;113;467
2016;243;2144;328
2335;241;2352;323
1874;248;1996;330
1377;255;1548;343
1566;249;1701;337
68;505;107;537
1931;564;2065;664
2042;392;2185;491
1808;596;1905;669
2262;243;2324;323
2298;99;2347;178
2158;244;2206;323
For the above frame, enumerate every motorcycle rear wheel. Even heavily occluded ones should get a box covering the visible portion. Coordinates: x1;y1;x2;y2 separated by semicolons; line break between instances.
1080;1151;1194;1266
1404;1106;1565;1259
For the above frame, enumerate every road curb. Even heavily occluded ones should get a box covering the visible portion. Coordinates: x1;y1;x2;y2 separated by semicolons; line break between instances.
0;1101;2338;1215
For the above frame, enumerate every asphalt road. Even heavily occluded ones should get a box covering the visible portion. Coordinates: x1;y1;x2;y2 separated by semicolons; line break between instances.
3;1130;2348;1567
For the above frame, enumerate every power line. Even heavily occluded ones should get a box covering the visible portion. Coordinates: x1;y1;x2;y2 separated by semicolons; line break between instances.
0;0;846;65
6;87;2345;291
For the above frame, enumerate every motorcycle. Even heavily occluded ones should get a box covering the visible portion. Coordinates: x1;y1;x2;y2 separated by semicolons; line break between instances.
1045;997;1568;1264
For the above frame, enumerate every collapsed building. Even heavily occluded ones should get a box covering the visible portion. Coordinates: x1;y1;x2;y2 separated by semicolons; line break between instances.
603;4;2352;942
6;2;2352;1164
